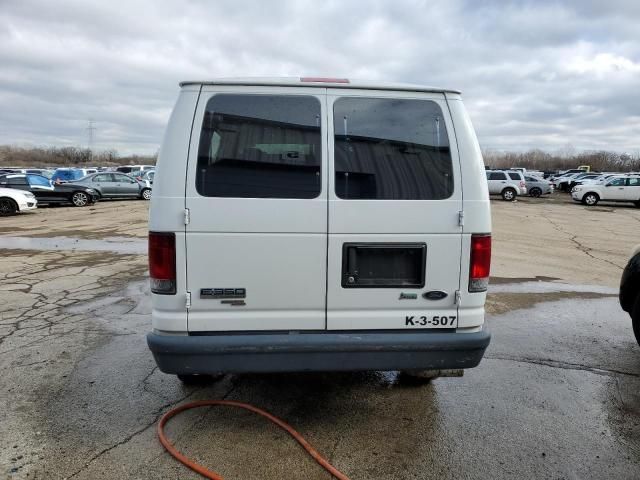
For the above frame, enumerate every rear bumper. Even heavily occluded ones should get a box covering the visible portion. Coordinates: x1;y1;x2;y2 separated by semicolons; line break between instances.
147;330;491;374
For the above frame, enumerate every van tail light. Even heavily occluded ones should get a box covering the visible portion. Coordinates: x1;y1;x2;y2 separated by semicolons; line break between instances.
520;181;526;188
149;232;176;295
469;234;491;292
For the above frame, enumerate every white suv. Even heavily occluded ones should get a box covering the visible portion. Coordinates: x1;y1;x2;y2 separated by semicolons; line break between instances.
146;77;492;381
572;175;640;207
486;170;527;201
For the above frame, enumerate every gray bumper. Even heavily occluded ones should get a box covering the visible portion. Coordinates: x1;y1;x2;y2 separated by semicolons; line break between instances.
147;330;491;374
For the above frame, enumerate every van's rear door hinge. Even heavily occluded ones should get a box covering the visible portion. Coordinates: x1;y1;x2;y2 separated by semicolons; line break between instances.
184;208;190;225
455;290;462;305
185;291;191;309
458;210;464;227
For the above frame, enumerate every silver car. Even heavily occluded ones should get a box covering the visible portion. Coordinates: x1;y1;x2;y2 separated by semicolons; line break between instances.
73;172;152;200
524;175;553;197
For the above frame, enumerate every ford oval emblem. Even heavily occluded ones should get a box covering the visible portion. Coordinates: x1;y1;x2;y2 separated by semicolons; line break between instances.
423;290;448;300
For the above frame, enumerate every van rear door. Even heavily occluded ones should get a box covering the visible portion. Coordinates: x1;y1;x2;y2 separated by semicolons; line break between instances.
185;87;328;331
326;90;463;330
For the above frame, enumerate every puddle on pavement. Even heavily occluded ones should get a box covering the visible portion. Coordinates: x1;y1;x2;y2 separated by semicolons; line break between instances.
0;235;146;255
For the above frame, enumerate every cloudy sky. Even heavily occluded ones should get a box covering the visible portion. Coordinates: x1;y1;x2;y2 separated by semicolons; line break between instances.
1;0;639;155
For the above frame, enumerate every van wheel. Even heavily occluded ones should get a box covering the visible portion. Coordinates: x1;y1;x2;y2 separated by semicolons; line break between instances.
632;296;640;346
177;374;222;385
529;187;542;198
141;188;152;200
634;200;640;208
71;191;89;207
0;198;17;216
582;193;599;206
501;188;517;201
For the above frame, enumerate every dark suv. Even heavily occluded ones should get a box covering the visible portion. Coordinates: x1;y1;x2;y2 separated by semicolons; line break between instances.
620;246;640;345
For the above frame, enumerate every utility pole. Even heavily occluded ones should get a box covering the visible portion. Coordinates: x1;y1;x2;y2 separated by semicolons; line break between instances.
86;119;96;163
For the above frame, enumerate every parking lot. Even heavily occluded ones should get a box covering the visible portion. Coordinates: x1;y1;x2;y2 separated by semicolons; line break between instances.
1;195;639;479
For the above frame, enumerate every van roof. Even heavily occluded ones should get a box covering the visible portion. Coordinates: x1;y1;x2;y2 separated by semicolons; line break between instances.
179;77;461;94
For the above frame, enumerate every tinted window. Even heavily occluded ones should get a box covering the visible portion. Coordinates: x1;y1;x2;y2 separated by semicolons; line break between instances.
8;176;28;185
333;98;452;200
508;172;521;180
627;178;640;186
27;175;50;186
196;94;322;199
489;172;507;180
609;178;625;186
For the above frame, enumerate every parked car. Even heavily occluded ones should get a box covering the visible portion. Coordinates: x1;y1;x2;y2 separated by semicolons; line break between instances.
141;170;155;184
620;246;640;345
72;172;152;200
524;175;553;197
486;170;527;201
574;173;620;187
567;173;602;191
51;168;88;184
0;186;37;216
0;174;99;207
554;172;589;192
146;77;492;383
116;165;155;174
571;175;640;206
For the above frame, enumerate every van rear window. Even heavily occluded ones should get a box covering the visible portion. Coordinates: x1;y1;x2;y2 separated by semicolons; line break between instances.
333;98;453;200
196;94;321;199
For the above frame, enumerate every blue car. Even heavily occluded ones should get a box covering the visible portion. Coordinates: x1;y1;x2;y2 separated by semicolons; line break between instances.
51;168;87;183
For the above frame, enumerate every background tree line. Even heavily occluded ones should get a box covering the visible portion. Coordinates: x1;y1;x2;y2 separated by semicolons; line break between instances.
0;146;157;167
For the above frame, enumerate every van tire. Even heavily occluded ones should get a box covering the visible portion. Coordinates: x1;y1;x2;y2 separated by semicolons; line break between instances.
582;193;599;206
634;200;640;208
177;374;221;385
501;188;517;201
529;187;542;198
0;198;18;216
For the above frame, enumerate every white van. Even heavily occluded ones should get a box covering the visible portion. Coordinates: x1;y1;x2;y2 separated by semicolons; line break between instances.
147;77;491;381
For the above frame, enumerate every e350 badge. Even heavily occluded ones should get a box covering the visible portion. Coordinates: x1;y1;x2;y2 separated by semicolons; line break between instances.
200;288;247;306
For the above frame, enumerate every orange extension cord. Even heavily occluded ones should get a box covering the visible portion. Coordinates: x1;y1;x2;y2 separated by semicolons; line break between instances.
157;400;351;480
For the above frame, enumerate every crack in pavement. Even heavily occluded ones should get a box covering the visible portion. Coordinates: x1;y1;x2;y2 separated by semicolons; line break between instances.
131;377;236;477
64;389;200;480
485;354;640;378
540;208;625;270
66;377;238;480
